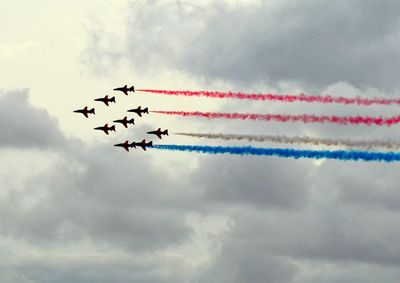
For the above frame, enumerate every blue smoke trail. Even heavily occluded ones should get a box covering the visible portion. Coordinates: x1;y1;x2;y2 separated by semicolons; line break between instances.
153;144;400;162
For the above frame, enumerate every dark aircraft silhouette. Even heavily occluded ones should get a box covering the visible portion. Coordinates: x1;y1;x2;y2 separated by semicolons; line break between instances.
94;95;116;106
74;106;95;118
132;139;153;151
147;128;169;139
94;124;116;135
114;140;134;152
114;85;135;95
113;116;135;128
128;106;149;117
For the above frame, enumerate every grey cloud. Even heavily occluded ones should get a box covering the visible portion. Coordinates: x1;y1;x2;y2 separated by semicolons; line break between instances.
192;155;314;209
197;203;400;283
318;162;400;211
0;270;35;283
290;262;400;283
223;204;400;266
85;0;400;90
1;255;190;283
0;90;65;149
181;0;400;90
0;144;193;251
200;251;296;283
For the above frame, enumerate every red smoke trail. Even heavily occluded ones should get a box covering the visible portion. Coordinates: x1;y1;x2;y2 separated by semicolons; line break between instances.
137;89;400;106
151;110;400;126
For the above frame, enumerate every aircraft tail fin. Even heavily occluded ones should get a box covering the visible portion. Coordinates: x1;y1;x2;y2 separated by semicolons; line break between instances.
111;125;116;131
144;107;148;113
111;96;116;103
166;130;169;136
90;108;95;115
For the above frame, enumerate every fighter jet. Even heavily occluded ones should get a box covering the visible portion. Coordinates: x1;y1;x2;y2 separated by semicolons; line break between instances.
94;124;116;135
113;116;135;128
73;106;95;118
114;85;135;95
114;140;135;152
94;95;116;106
132;139;153;151
128;106;149;117
147;128;169;139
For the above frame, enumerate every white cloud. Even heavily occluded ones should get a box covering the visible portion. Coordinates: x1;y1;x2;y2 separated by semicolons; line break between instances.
0;41;41;59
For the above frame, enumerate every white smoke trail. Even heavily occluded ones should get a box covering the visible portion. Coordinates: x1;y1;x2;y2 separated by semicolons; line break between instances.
174;132;400;150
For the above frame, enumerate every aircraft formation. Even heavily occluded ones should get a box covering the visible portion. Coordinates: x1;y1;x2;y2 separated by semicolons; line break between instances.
73;84;168;152
73;85;400;162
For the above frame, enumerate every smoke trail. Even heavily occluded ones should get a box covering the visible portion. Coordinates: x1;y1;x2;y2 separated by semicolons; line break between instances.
151;110;400;126
153;144;400;162
174;132;400;150
138;89;400;106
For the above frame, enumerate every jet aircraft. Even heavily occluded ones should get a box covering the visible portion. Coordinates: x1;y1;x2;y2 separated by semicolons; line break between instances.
94;124;116;135
128;106;149;117
114;85;135;95
132;139;153;151
94;95;116;106
114;140;134;152
113;116;135;128
147;128;169;139
73;106;95;118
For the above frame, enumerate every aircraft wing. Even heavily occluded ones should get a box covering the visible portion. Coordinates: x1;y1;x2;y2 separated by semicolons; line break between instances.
84;112;88;118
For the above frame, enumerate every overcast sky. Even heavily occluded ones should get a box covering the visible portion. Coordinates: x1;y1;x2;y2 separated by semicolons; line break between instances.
1;0;400;282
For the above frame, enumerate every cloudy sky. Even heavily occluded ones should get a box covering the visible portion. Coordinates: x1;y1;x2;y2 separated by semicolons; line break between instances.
1;0;400;282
